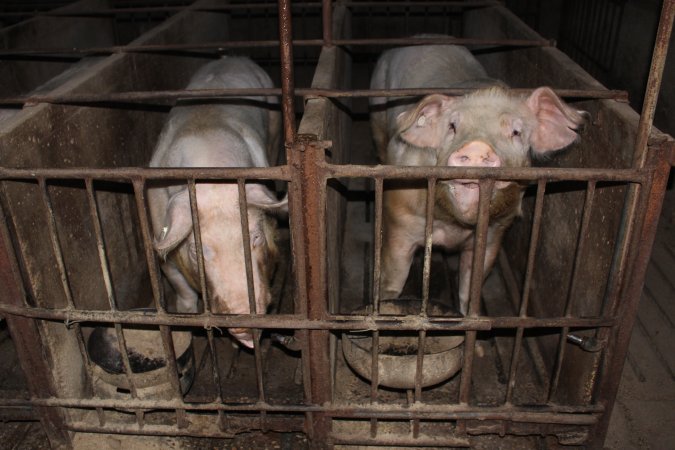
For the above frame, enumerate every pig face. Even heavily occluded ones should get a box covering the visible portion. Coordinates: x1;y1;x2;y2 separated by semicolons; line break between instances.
154;183;287;348
395;87;586;221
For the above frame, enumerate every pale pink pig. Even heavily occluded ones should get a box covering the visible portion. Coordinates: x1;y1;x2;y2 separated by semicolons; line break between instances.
148;56;285;347
370;43;586;315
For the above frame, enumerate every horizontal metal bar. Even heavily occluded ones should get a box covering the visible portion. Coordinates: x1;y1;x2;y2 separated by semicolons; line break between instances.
0;165;645;185
0;166;291;182
0;87;628;106
331;433;470;448
0;303;615;330
324;163;646;183
0;397;602;421
0;36;551;59
66;417;304;438
0;0;500;19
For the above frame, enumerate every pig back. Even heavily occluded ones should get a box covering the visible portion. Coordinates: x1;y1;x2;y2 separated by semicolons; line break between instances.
370;43;495;136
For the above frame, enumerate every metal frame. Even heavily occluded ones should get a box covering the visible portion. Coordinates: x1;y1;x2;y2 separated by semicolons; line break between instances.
0;0;672;449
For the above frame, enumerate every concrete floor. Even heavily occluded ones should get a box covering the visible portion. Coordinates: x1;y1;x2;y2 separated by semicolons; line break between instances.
605;183;675;450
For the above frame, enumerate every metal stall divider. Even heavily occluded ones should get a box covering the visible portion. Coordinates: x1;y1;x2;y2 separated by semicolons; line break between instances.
0;0;672;449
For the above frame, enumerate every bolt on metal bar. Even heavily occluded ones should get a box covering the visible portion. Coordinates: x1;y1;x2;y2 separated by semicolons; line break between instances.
37;178;76;310
186;179;212;314
131;178;166;313
548;181;596;402
505;180;547;405
633;0;675;168
84;178;118;311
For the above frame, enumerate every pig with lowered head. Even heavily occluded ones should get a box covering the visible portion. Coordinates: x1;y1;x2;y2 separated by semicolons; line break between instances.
147;56;286;348
370;43;586;315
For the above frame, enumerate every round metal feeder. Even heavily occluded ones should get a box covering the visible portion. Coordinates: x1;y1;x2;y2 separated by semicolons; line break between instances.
342;299;464;389
87;310;194;404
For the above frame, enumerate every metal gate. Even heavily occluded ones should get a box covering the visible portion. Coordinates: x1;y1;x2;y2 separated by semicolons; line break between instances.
0;1;673;449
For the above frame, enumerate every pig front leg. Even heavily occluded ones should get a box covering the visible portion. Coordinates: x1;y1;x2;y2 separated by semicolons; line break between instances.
457;228;505;315
379;220;420;300
161;260;199;313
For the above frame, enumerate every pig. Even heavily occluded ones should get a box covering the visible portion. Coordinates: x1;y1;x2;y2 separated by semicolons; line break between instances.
147;56;286;348
370;43;586;315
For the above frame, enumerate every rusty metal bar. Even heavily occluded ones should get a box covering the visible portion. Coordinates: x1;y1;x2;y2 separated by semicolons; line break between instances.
0;0;499;19
590;143;673;447
278;0;297;145
0;302;618;330
0;36;552;59
112;323;144;427
633;0;675;168
548;181;596;402
323;0;333;47
369;331;379;438
0;87;629;106
505;180;547;404
187;179;212;314
237;179;258;316
0;396;603;417
372;177;384;312
421;178;437;312
84;178;118;311
0;163;645;184
37;177;76;310
131;178;166;313
331;433;470;448
158;325;188;429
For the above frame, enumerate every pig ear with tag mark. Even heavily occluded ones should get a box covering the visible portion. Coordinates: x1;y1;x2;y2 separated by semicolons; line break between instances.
245;184;289;215
397;94;455;148
526;87;587;155
155;189;193;259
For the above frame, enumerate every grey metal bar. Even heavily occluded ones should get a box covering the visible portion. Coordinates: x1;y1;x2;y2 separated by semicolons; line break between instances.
0;87;629;106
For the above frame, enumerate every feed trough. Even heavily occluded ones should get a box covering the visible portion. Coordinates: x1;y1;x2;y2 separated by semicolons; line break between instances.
342;299;465;389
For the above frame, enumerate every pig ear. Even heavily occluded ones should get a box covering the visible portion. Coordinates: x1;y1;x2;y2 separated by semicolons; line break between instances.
526;87;587;154
154;189;193;258
245;184;288;215
397;94;455;148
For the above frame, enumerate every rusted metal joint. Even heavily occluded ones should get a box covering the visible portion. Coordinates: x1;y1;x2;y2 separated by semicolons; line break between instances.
567;334;603;352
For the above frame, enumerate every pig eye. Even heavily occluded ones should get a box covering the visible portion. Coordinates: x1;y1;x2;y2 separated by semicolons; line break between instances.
512;129;521;137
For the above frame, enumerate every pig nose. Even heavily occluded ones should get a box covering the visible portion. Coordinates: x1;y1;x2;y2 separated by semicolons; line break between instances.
448;141;501;167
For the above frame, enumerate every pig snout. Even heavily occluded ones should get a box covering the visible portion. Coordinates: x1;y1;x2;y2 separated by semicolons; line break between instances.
448;141;501;168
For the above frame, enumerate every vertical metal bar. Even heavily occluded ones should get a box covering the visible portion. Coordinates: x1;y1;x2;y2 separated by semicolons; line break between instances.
412;329;426;438
187;179;212;314
633;0;675;168
158;325;188;428
548;181;596;402
372;177;384;312
369;330;379;438
505;180;546;404
457;178;494;433
589;144;672;448
237;179;258;315
421;178;436;313
322;0;333;47
278;0;297;146
132;178;165;313
288;137;331;446
84;178;118;311
113;323;144;427
37;178;76;310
